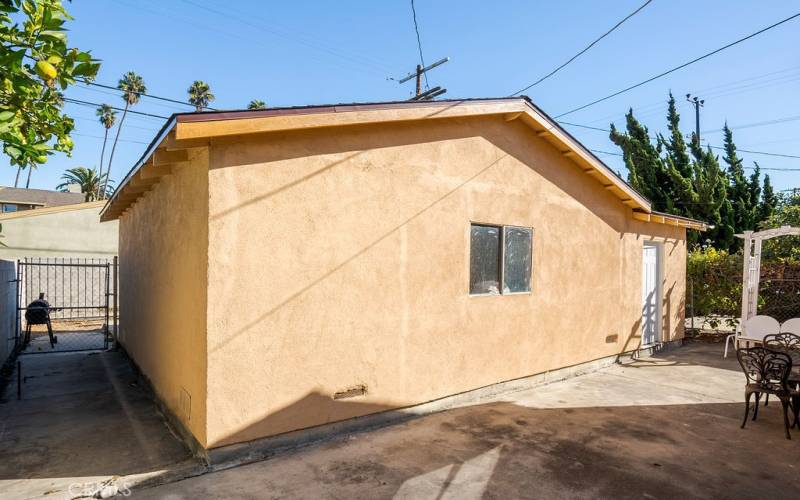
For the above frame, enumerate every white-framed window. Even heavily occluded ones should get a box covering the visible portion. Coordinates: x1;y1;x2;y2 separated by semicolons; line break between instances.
469;223;533;295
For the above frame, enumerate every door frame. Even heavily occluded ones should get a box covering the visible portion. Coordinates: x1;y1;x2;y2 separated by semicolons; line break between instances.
641;241;663;347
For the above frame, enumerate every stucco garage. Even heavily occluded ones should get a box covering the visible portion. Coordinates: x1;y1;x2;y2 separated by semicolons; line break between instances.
100;97;705;458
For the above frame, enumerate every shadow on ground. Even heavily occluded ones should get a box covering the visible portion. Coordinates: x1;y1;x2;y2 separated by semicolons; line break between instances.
137;342;800;499
0;350;193;498
138;399;800;500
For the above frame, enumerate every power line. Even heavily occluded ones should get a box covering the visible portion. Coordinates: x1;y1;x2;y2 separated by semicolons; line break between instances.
74;83;190;112
78;79;214;110
560;121;800;160
581;65;800;126
71;132;150;145
590;147;800;170
174;0;391;76
64;98;170;120
554;11;800;118
410;0;429;90
71;114;160;132
701;113;800;135
21;50;206;110
708;145;800;161
589;149;623;156
510;0;654;96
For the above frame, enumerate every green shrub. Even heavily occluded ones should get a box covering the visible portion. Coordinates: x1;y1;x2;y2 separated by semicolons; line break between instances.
688;246;800;326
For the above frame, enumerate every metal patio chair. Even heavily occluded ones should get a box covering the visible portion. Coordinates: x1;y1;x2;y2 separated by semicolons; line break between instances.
764;333;800;412
736;346;798;439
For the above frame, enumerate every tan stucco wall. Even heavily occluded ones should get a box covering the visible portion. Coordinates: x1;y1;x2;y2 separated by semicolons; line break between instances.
0;204;118;259
201;116;687;448
118;152;209;446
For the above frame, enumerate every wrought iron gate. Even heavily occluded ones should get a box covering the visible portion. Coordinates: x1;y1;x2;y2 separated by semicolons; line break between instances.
15;257;118;354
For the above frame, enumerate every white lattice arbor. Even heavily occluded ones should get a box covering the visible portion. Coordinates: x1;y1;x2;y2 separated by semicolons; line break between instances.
737;225;800;329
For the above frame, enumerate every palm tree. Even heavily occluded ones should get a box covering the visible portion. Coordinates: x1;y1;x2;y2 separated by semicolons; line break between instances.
56;167;112;201
25;164;35;188
248;99;266;110
95;104;116;198
104;71;146;199
188;80;214;111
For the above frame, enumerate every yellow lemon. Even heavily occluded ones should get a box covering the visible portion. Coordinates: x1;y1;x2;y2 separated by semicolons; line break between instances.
34;60;57;81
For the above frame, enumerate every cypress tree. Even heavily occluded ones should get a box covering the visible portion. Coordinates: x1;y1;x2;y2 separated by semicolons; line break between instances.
660;93;692;178
610;110;674;211
607;94;749;249
759;174;778;222
748;162;762;223
721;124;752;247
658;93;696;217
688;142;730;248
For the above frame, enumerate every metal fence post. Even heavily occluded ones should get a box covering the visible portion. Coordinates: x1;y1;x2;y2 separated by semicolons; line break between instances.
113;256;118;348
104;261;110;350
13;259;20;351
690;278;695;332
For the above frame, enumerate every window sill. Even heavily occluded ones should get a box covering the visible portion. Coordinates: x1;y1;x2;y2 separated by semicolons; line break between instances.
468;291;532;298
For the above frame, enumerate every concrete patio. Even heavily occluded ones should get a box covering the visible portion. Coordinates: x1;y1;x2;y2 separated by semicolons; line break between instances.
140;342;800;499
0;350;195;499
2;342;800;499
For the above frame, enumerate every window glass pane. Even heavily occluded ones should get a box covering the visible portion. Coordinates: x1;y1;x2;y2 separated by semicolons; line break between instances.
470;224;501;295
503;226;532;293
3;204;17;212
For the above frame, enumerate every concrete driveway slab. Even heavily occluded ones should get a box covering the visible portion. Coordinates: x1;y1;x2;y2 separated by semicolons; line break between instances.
0;351;195;500
134;342;800;499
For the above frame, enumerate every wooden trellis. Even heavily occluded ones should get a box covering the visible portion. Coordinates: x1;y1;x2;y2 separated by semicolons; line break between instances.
738;225;800;333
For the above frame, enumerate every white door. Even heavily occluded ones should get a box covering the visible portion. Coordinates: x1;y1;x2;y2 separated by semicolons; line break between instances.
641;243;661;346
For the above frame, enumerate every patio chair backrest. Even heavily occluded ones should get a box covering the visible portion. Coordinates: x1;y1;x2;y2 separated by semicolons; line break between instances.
780;318;800;335
763;333;800;363
736;347;792;393
743;315;780;340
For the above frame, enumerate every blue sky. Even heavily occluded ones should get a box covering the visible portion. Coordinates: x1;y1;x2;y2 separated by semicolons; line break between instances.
4;0;799;193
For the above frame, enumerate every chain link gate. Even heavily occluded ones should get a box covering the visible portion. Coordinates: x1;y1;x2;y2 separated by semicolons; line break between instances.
14;257;118;354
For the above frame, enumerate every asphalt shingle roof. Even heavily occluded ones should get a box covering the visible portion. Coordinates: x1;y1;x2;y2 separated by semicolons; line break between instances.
0;187;84;207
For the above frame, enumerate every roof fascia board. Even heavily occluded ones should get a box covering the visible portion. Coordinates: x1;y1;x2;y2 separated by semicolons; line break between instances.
99;117;177;221
0;200;105;220
173;100;526;141
516;101;651;212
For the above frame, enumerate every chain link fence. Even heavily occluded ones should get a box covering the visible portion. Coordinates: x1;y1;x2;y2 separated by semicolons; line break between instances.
687;252;800;336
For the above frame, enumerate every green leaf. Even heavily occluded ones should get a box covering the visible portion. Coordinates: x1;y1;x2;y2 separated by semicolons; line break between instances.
0;111;14;121
39;30;67;43
5;145;22;159
71;61;99;78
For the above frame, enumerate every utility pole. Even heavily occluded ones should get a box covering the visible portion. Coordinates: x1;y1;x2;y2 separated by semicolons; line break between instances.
686;93;704;143
398;57;449;98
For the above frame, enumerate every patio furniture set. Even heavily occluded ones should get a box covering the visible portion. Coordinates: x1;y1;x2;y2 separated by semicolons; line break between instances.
733;317;800;439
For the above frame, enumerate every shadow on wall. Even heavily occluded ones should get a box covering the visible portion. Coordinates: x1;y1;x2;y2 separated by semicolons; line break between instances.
210;116;636;234
213;390;399;448
207;116;671;354
208;151;509;354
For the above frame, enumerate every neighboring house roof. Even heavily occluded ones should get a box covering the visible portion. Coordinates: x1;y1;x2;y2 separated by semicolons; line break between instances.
0;200;105;220
99;97;707;231
0;186;84;207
